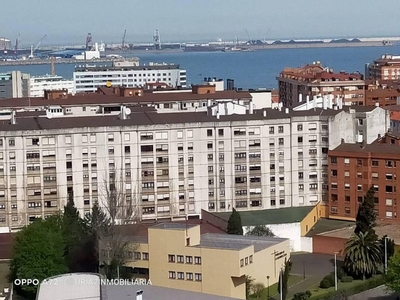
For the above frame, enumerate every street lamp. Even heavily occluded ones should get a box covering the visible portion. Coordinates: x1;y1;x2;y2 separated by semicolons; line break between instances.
266;276;270;300
334;252;339;291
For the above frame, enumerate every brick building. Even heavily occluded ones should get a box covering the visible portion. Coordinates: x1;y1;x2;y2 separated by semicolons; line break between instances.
277;62;365;107
366;54;400;80
364;80;400;106
328;140;400;222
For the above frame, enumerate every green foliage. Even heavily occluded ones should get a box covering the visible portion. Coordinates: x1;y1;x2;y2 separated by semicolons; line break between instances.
277;258;292;300
354;187;377;236
380;235;395;263
250;282;265;298
323;274;335;286
245;275;254;299
344;231;382;280
337;268;345;280
319;278;332;289
293;290;311;300
227;208;243;235
341;275;353;283
385;250;400;292
9;215;68;298
245;225;274;237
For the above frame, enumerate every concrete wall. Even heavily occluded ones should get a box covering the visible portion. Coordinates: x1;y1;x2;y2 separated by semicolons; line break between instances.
300;237;313;253
312;235;347;256
250;91;272;109
300;204;320;236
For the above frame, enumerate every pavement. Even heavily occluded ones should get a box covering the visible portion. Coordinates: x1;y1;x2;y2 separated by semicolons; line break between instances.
349;285;399;300
268;253;342;299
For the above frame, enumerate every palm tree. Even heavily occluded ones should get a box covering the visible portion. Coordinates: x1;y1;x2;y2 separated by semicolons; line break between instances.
344;231;382;280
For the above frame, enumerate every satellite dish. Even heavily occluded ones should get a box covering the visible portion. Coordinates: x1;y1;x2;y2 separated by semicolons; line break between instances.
125;108;131;115
106;81;112;88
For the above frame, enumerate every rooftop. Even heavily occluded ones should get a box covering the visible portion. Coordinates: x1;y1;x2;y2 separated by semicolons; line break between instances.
305;218;355;237
390;111;400;121
210;206;315;227
151;223;198;230
0;233;13;260
318;222;400;245
198;233;287;252
330;142;400;155
74;64;181;72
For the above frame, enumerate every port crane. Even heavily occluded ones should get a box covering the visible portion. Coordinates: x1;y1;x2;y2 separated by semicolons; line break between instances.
86;33;92;50
121;30;127;50
28;34;47;59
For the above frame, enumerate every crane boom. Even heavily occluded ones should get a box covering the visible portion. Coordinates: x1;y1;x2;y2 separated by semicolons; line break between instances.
122;30;127;49
34;34;47;51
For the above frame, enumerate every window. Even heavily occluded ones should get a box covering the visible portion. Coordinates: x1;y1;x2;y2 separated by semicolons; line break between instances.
372;160;379;167
344;158;350;165
186;256;193;264
186;273;193;280
194;256;201;264
298;136;303;143
269;127;274;134
207;143;213;149
168;254;175;263
297;124;303;131
177;272;184;280
331;157;337;163
142;253;149;260
168;271;176;279
207;129;213;137
134;252;141;260
278;138;284;145
386;199;393;206
278;126;284;133
218;129;224;136
310;183;318;190
309;123;317;130
249;255;253;264
195;273;202;281
124;146;130;154
298;172;304;179
386;160;394;168
177;255;184;263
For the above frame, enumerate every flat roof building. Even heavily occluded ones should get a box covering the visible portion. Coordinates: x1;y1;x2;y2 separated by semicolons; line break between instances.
0;71;30;99
100;223;290;299
366;54;400;80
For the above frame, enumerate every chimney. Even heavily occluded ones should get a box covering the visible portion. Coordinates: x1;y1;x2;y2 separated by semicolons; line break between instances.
136;290;143;300
306;95;310;110
378;133;381;138
375;102;379;107
216;112;220;119
249;102;254;114
263;110;267;117
341;138;344;144
285;108;289;114
278;106;282;112
361;139;366;149
299;94;303;103
120;105;126;120
323;95;327;110
10;110;17;125
207;99;211;107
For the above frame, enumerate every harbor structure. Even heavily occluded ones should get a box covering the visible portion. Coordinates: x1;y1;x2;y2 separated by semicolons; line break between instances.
277;62;365;108
0;88;389;231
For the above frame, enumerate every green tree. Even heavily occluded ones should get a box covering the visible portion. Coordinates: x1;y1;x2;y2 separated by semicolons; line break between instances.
344;231;382;280
354;187;377;236
245;275;254;299
227;208;243;235
245;225;274;237
385;250;400;292
9;215;68;299
277;258;292;300
380;235;395;263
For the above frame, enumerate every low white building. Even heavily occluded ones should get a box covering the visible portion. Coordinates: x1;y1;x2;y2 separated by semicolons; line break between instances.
30;75;74;97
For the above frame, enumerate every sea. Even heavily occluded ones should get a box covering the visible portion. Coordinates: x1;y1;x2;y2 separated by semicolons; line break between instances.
0;45;399;89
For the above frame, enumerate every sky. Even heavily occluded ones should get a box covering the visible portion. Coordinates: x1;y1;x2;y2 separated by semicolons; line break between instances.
1;0;400;46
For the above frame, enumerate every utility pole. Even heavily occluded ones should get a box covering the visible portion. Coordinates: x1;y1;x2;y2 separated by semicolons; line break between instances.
334;252;338;291
280;269;283;300
385;236;388;274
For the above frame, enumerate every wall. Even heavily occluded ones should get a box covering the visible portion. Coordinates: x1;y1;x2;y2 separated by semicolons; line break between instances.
300;237;313;253
300;203;320;236
201;210;227;231
250;91;272;109
313;235;347;256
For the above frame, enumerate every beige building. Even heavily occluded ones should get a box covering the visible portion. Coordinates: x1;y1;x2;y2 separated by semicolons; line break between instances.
100;223;290;300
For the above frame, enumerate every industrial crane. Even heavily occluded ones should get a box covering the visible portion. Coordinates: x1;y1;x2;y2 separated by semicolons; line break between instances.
86;33;92;50
121;30;127;50
28;34;47;59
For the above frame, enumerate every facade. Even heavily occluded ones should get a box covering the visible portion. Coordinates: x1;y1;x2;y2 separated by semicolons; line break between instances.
0;91;389;230
364;80;400;106
100;223;290;299
277;62;365;107
0;38;11;51
73;63;186;94
328;137;400;222
366;54;400;80
0;71;30;99
29;75;74;97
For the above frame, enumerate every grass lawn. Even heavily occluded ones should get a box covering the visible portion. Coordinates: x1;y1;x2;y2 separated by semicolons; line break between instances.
250;275;304;299
308;275;383;300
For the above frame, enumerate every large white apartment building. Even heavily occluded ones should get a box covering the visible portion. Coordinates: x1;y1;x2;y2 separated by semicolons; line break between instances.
0;87;389;231
30;75;74;97
73;62;187;94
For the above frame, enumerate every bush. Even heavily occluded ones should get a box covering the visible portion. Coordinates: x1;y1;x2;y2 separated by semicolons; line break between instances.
324;274;335;286
341;275;353;283
319;279;332;289
337;268;345;280
293;290;312;300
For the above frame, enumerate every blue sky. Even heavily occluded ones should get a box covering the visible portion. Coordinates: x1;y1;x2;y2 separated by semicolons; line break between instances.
1;0;400;46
